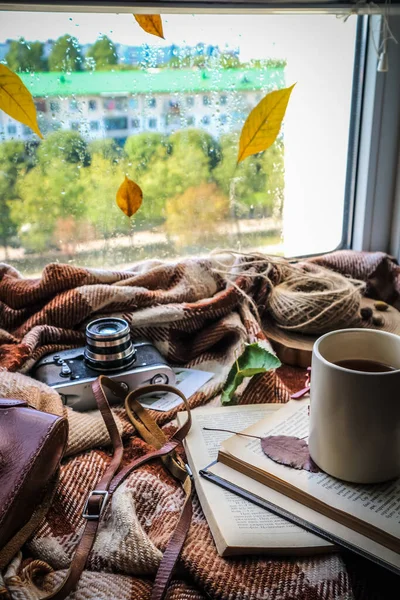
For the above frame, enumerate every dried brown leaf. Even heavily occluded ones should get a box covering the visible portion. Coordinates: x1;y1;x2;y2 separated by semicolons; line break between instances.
261;435;320;472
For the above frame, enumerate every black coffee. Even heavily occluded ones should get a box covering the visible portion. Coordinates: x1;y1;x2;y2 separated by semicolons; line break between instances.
334;359;396;373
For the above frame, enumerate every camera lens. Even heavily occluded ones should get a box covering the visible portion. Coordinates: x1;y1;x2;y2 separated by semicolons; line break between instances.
84;317;136;371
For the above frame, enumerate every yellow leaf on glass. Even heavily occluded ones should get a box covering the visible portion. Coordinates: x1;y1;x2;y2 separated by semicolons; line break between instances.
237;84;295;164
0;64;43;139
116;175;143;217
134;15;164;39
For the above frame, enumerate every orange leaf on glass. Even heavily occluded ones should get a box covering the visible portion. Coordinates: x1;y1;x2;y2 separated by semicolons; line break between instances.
116;175;143;217
0;64;43;138
237;84;295;164
134;15;164;39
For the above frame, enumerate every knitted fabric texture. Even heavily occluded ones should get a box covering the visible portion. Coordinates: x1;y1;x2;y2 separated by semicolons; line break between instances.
1;250;399;600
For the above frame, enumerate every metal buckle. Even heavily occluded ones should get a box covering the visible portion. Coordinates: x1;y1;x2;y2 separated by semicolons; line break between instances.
82;490;109;520
185;463;193;479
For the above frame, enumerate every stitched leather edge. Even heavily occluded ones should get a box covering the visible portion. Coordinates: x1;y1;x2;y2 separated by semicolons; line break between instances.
0;400;28;407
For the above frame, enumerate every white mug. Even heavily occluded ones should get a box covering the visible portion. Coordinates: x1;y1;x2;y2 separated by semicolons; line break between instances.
308;328;400;484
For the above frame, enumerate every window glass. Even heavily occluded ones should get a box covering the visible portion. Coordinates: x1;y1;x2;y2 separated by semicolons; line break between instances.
0;12;357;275
104;117;128;131
69;99;79;112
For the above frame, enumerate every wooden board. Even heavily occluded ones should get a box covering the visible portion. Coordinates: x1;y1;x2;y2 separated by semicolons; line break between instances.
263;298;400;368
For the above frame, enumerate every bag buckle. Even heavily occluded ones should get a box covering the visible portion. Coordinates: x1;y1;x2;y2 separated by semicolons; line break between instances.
82;490;109;520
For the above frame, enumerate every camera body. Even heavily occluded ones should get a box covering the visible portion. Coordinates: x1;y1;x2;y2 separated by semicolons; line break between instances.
31;318;175;411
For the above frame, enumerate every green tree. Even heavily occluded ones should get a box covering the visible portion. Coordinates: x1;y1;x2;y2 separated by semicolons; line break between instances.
13;159;86;254
169;129;221;170
166;182;228;248
163;142;210;197
80;155;131;238
5;38;47;72
213;133;270;218
86;35;118;69
134;134;211;226
38;131;90;167
0;141;27;256
124;133;169;173
88;138;124;162
262;139;285;219
48;35;82;72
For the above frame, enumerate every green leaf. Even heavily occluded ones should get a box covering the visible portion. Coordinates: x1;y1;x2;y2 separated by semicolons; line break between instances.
221;342;281;405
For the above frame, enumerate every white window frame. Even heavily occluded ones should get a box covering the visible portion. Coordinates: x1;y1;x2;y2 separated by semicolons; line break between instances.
351;15;400;259
1;1;400;259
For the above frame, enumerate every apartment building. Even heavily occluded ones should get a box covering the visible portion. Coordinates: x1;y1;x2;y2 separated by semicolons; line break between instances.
0;67;284;144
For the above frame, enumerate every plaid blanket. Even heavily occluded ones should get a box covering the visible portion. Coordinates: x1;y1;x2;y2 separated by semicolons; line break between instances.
0;250;399;600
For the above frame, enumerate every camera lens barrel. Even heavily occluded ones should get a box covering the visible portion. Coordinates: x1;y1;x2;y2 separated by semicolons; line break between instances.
84;317;136;371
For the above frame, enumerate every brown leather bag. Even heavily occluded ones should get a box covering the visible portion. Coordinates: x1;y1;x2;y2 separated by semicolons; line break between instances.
0;376;192;600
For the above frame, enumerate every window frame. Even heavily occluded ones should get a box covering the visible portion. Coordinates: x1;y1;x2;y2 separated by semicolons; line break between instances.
1;2;399;260
350;15;400;259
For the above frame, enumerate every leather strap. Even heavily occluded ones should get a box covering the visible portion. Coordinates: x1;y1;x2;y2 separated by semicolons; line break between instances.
124;385;193;600
45;376;124;600
37;376;192;600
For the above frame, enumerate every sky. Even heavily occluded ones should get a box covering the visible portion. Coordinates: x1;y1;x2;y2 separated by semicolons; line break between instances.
0;11;355;62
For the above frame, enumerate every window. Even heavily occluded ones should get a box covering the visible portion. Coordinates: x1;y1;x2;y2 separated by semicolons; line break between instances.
50;101;60;112
103;97;127;111
104;117;128;131
103;99;115;110
35;100;47;113
0;9;380;276
69;99;79;112
7;124;17;135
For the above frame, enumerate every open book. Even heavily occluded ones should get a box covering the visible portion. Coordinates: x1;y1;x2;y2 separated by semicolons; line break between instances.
177;403;334;556
210;399;400;573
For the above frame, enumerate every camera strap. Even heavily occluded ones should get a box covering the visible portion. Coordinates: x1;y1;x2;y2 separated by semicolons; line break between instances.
43;375;192;600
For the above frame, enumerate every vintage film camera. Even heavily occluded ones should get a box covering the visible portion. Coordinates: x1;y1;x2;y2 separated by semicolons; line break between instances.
31;317;175;411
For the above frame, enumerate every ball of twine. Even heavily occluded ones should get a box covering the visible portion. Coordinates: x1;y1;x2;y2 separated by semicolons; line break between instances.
267;264;365;335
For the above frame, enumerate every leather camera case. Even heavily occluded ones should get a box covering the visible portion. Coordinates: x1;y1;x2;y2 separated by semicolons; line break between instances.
0;398;68;565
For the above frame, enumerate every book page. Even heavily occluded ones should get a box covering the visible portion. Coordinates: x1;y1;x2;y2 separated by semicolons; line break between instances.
208;460;400;573
221;400;400;547
177;404;332;555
